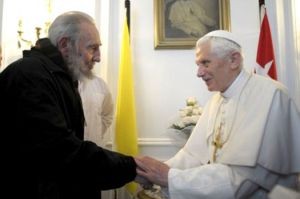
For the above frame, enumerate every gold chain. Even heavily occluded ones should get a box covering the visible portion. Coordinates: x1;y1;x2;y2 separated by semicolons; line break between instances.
212;121;225;162
211;74;252;163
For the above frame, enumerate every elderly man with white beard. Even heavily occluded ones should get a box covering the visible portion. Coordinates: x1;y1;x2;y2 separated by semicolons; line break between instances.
0;11;138;199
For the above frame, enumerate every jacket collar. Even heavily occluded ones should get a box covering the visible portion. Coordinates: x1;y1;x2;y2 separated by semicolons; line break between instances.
23;38;69;74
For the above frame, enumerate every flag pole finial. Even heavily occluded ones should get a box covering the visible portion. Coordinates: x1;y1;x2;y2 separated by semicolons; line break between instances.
259;0;265;6
125;0;130;32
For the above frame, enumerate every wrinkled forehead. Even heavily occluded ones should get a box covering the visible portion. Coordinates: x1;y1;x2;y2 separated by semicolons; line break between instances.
79;23;101;45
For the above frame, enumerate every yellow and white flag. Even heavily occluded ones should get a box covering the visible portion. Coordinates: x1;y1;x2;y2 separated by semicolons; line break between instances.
115;16;139;194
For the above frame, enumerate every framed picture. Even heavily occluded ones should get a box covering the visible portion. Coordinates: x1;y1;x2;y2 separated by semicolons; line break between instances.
154;0;231;49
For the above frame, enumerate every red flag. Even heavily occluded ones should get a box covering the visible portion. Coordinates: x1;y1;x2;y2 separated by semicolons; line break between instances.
255;10;277;80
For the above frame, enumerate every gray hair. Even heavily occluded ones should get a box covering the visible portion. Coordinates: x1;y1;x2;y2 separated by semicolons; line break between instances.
196;36;244;62
48;11;95;47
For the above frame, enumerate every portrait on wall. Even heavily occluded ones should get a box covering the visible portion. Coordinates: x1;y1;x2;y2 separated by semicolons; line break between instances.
154;0;231;49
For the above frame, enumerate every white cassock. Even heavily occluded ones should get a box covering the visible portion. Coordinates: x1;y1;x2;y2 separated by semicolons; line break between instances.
78;75;114;146
79;75;115;199
268;185;300;199
165;69;300;199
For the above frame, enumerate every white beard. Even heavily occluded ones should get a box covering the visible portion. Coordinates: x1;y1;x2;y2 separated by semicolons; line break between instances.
65;51;93;81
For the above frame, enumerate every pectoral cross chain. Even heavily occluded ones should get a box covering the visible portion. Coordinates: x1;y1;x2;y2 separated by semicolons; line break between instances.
212;125;224;162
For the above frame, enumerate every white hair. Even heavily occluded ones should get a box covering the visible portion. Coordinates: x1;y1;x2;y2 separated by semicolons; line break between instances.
48;11;95;47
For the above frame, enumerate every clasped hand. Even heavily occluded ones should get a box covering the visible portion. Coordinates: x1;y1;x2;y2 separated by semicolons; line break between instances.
134;156;170;188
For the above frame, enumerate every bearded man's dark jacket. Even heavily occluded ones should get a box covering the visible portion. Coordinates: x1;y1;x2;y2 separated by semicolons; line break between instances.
0;38;136;199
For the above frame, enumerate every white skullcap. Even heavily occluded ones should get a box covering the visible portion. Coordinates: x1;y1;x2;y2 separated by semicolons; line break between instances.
203;30;241;47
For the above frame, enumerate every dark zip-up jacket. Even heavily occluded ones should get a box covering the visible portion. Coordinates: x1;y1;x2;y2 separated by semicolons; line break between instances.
0;39;136;199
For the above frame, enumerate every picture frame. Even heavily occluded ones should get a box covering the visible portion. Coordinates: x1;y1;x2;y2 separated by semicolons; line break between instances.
154;0;231;49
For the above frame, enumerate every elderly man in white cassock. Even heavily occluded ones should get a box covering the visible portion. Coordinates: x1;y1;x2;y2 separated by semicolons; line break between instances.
135;30;300;199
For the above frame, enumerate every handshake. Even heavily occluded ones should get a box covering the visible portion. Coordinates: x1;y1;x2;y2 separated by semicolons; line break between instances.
134;156;170;189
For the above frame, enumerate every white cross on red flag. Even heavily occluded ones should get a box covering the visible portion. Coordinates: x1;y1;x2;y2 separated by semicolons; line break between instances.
255;10;277;80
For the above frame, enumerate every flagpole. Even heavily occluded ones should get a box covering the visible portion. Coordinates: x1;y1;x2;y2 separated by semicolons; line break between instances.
125;0;130;32
259;1;265;23
259;0;265;6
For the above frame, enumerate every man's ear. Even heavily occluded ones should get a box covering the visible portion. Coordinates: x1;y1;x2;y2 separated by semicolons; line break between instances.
230;52;242;70
57;37;69;57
